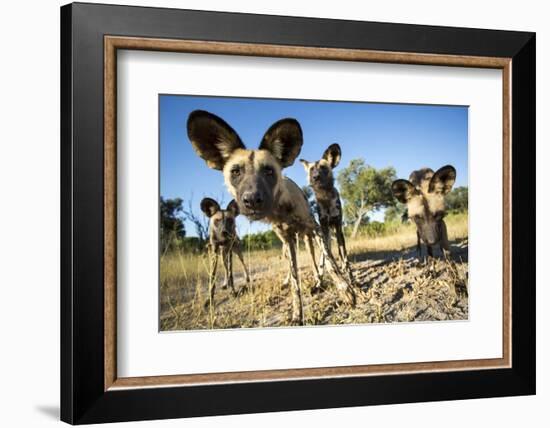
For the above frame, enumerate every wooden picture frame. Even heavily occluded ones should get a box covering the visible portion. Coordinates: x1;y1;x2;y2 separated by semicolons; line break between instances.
61;2;535;424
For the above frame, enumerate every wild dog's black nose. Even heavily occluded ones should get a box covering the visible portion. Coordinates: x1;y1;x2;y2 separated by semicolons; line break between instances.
242;191;264;210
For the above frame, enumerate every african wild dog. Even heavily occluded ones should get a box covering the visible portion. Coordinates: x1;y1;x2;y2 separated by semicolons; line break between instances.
392;165;456;259
300;144;353;283
200;197;250;307
187;110;356;324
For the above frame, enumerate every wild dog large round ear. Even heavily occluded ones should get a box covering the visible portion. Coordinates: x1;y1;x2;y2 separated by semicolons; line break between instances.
187;110;246;170
259;118;303;168
226;199;239;217
299;159;310;170
322;143;342;168
200;197;221;217
392;179;416;203
429;165;457;194
408;168;434;187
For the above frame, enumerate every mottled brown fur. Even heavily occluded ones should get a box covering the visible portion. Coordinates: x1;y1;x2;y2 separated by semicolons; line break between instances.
392;165;456;258
200;198;250;307
300;144;353;282
188;111;356;324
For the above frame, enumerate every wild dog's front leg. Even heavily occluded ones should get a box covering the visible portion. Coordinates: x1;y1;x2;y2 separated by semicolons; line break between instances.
205;246;219;308
305;234;322;289
314;227;356;306
439;220;452;260
281;242;291;288
427;245;434;258
286;234;304;325
425;244;436;276
233;243;251;284
221;247;237;296
280;234;300;289
335;223;353;283
317;220;331;280
416;230;422;259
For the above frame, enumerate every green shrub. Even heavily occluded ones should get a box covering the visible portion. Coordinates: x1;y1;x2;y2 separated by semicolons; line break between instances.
242;230;281;251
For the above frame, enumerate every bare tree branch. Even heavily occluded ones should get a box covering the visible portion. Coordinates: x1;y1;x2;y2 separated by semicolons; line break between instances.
182;194;209;243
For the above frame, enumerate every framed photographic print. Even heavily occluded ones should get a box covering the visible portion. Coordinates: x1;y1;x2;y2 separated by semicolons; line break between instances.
60;2;536;424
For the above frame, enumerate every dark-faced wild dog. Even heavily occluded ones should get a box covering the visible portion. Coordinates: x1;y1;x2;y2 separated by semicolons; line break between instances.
187;110;356;324
392;165;456;259
201;198;250;307
300;144;353;282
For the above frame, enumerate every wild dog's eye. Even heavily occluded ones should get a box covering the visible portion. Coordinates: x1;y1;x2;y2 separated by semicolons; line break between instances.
262;166;274;176
231;166;241;177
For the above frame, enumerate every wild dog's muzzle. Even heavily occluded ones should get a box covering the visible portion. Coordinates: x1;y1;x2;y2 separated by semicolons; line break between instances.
237;175;273;219
419;221;441;246
242;191;264;210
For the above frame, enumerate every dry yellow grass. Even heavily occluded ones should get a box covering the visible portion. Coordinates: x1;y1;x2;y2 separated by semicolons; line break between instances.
160;213;468;331
348;213;468;254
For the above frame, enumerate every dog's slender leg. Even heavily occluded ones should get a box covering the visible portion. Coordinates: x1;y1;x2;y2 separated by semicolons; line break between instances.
220;247;228;289
317;220;330;280
425;244;437;278
274;227;291;289
335;223;353;283
286;234;304;325
313;227;356;305
205;246;219;308
317;250;326;281
439;220;452;260
305;234;322;289
416;230;422;259
281;242;291;288
221;247;237;296
233;243;250;283
321;221;332;257
416;231;422;259
228;247;236;296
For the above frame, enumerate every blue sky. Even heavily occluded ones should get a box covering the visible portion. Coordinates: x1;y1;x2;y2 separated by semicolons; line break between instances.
160;94;468;237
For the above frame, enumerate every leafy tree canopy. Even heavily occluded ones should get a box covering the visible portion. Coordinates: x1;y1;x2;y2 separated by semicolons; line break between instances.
337;159;397;237
445;186;468;213
160;197;185;252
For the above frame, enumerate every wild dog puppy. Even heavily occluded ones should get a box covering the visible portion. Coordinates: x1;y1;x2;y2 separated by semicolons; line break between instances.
201;198;250;307
392;165;456;259
188;110;356;324
300;144;353;283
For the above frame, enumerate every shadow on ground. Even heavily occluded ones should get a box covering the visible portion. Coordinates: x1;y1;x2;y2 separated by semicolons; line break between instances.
350;238;469;264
